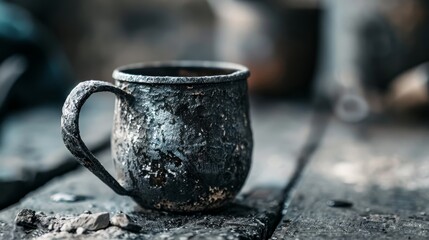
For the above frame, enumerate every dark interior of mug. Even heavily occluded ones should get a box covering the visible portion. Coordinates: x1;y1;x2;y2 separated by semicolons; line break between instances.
121;66;236;77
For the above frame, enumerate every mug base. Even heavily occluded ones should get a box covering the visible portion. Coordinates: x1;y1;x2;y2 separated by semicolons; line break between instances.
132;191;235;213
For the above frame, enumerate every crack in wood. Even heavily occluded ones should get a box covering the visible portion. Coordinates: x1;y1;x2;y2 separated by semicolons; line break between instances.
267;108;331;239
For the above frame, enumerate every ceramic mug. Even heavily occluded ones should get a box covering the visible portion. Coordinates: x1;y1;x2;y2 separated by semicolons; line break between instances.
61;61;253;212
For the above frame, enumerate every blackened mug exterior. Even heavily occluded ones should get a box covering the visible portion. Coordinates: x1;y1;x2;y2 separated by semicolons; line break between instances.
61;61;252;212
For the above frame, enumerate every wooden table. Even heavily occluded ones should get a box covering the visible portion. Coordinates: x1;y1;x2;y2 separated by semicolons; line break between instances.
0;96;428;239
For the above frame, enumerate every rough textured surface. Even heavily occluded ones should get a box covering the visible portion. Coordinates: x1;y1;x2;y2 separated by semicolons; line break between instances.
61;212;110;232
272;119;429;239
114;79;252;212
62;63;253;212
0;101;312;239
0;151;282;240
0;95;113;209
14;209;38;229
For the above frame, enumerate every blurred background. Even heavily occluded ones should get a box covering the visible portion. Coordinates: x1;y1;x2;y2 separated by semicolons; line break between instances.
1;0;429;121
1;0;429;207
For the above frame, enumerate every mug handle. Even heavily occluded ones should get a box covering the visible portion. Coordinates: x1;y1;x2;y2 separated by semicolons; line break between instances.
61;80;133;196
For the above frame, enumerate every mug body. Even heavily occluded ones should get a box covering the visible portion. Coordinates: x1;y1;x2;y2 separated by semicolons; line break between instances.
111;61;252;212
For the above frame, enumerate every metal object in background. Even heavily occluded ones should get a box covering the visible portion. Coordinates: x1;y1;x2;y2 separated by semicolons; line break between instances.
315;0;429;122
61;61;253;212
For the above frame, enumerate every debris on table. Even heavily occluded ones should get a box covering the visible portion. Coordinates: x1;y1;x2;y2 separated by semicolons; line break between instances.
50;193;88;203
7;185;286;239
15;209;39;229
60;212;110;232
15;209;115;232
326;199;354;208
110;213;141;232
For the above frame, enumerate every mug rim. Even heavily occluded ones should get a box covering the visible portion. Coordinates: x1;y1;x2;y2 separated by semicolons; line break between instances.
112;60;250;84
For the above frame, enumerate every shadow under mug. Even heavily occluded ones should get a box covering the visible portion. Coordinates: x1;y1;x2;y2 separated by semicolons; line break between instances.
61;61;253;212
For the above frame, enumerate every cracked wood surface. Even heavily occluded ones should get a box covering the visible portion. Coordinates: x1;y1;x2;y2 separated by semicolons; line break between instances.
0;101;312;239
272;119;429;239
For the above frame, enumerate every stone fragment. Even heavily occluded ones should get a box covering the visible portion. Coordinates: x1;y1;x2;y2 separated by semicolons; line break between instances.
110;213;141;232
76;227;86;235
61;212;109;232
50;193;79;202
15;209;38;228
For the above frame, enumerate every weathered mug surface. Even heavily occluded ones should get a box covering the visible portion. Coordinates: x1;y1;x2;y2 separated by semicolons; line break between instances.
61;61;253;212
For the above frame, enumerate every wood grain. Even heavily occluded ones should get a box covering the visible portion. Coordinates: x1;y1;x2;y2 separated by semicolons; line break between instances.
272;120;429;239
